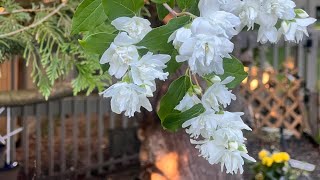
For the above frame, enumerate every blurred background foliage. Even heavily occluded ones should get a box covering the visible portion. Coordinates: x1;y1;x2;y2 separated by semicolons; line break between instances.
0;0;111;98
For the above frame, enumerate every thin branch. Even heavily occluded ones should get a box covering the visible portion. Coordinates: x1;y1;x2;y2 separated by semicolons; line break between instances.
162;3;178;17
162;3;197;18
0;8;54;16
0;3;66;38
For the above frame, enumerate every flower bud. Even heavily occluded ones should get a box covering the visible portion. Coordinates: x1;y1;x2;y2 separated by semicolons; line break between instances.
210;76;221;83
192;85;202;95
228;141;239;151
295;9;309;18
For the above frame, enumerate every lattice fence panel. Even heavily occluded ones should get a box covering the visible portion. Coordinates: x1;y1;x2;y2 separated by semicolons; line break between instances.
240;68;307;138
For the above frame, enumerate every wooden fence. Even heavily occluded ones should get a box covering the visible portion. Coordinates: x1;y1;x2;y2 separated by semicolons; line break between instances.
234;29;320;138
0;95;140;179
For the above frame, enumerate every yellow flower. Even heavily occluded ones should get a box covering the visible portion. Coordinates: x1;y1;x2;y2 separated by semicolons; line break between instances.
258;149;269;160
271;152;291;163
279;152;290;162
262;157;273;167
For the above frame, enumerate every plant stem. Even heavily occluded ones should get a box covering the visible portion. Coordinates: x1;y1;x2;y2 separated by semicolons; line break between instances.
162;3;197;18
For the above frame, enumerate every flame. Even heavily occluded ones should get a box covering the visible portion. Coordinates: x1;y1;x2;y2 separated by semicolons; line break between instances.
153;152;180;180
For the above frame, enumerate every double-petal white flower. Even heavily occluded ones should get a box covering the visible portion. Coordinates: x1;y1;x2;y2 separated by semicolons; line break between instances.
176;34;234;75
100;82;152;117
130;52;171;95
111;16;152;43
100;17;171;117
192;139;255;174
100;33;139;79
279;10;316;43
175;93;201;112
202;76;236;111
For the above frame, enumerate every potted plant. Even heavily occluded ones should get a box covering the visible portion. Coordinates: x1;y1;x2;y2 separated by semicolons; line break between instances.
252;149;312;180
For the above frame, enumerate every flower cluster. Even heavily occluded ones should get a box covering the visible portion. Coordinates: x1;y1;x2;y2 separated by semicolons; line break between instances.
100;17;171;117
175;76;255;174
97;0;316;175
167;0;259;174
169;10;239;75
218;0;316;43
259;149;290;167
254;149;294;179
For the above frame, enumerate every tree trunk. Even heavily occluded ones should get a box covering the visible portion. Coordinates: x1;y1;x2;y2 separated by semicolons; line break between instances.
137;70;247;180
138;121;242;180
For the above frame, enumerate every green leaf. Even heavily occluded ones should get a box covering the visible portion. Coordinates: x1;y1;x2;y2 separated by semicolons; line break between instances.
71;0;107;34
158;76;192;121
177;0;197;11
102;0;144;21
188;0;200;16
219;56;248;89
156;0;175;20
137;16;191;53
79;32;116;55
90;21;117;34
162;104;205;131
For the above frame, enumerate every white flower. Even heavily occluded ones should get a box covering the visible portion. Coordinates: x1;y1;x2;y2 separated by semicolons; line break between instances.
265;0;296;20
131;52;170;87
198;0;221;17
182;110;219;138
192;139;255;174
100;33;139;79
177;34;233;75
215;111;252;143
202;76;236;111
100;82;152;117
257;25;278;43
168;27;192;49
238;0;260;30
191;12;241;39
280;18;316;43
175;93;201;112
111;16;152;43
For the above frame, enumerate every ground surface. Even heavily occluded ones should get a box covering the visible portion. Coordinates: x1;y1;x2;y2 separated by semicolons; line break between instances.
244;131;320;179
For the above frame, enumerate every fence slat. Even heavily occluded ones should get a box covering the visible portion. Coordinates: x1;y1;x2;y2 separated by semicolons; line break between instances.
86;98;92;178
72;98;79;170
98;98;104;173
273;44;279;70
60;100;66;173
22;106;29;175
48;102;54;176
297;43;305;78
35;104;42;176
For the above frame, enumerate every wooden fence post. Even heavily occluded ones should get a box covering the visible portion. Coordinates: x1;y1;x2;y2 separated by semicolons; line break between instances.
306;30;319;139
